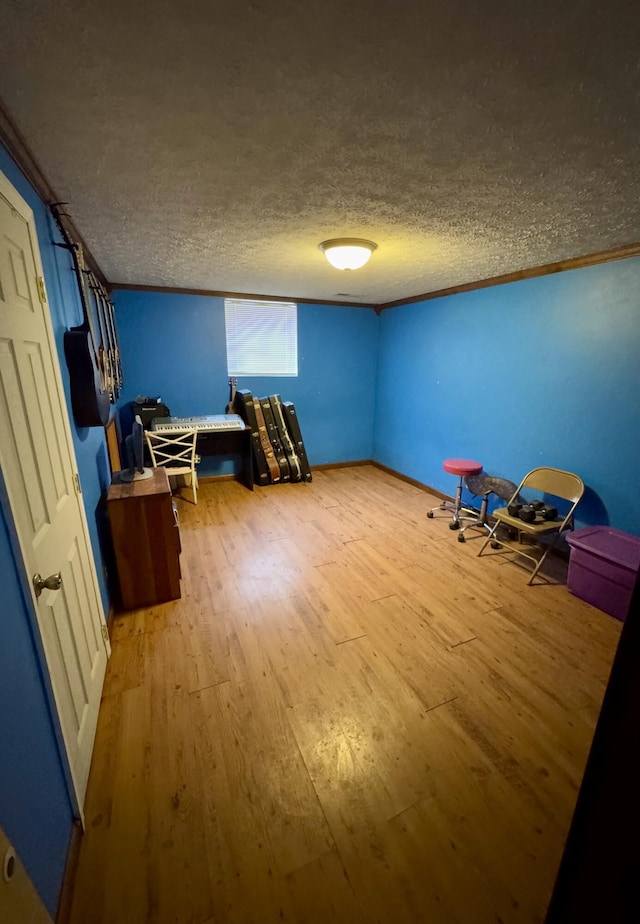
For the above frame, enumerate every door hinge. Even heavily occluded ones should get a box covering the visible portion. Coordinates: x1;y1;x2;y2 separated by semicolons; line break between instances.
36;275;47;303
73;472;82;495
101;624;109;643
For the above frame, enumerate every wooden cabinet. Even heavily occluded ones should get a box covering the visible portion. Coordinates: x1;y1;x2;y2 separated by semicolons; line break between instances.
107;468;181;609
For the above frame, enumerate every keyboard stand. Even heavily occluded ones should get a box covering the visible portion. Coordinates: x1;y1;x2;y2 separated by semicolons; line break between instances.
149;415;253;490
193;425;253;491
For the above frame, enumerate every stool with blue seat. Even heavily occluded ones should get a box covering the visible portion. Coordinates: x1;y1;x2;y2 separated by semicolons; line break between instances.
427;458;483;530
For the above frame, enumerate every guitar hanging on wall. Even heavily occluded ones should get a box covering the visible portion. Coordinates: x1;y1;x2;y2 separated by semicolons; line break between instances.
226;377;238;415
51;203;110;427
88;271;122;403
106;295;123;397
89;272;113;402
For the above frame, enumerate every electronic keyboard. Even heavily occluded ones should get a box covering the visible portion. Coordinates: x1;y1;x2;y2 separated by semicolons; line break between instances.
151;414;245;432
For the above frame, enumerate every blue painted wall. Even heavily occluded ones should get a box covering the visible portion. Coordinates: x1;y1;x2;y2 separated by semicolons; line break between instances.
112;290;379;472
374;259;640;534
0;144;115;914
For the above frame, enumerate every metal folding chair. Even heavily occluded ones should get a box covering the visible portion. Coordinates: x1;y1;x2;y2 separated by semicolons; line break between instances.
478;466;584;584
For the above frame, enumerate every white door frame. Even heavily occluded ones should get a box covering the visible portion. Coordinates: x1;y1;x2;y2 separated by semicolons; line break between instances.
0;167;110;822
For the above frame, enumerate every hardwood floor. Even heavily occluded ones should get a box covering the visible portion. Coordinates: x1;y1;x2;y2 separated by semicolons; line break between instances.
68;465;621;924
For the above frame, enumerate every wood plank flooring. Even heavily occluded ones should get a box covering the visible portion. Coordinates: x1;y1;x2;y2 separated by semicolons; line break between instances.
68;465;622;924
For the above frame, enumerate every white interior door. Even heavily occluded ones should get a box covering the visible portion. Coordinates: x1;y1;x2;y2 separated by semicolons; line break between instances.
0;170;109;812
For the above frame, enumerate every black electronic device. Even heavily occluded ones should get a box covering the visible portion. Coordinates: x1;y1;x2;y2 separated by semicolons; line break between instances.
133;398;171;430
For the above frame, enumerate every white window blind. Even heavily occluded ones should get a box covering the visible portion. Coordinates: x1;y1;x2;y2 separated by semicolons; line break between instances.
224;298;298;376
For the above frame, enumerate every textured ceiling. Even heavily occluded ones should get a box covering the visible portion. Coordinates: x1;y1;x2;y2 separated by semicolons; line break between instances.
0;0;639;305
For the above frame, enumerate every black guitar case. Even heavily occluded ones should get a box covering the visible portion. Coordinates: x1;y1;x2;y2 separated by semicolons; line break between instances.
260;397;290;482
269;395;302;482
234;389;269;485
282;401;312;482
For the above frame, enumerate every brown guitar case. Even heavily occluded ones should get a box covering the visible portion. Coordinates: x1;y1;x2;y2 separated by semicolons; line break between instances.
260;397;290;482
253;398;280;483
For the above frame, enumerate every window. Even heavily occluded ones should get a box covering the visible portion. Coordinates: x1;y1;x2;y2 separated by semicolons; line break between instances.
224;298;298;376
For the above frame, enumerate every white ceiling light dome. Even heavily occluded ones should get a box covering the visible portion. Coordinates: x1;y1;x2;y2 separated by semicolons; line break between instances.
319;238;378;270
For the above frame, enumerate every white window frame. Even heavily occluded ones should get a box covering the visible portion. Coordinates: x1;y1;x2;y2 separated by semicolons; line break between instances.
224;298;298;377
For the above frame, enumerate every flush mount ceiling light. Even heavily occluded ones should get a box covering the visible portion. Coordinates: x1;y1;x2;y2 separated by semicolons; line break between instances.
319;238;377;270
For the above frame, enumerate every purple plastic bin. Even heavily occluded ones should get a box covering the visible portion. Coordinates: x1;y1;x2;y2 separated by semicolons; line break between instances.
566;526;640;621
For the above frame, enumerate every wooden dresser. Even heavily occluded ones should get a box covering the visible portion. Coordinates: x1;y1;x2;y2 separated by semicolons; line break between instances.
107;468;181;609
